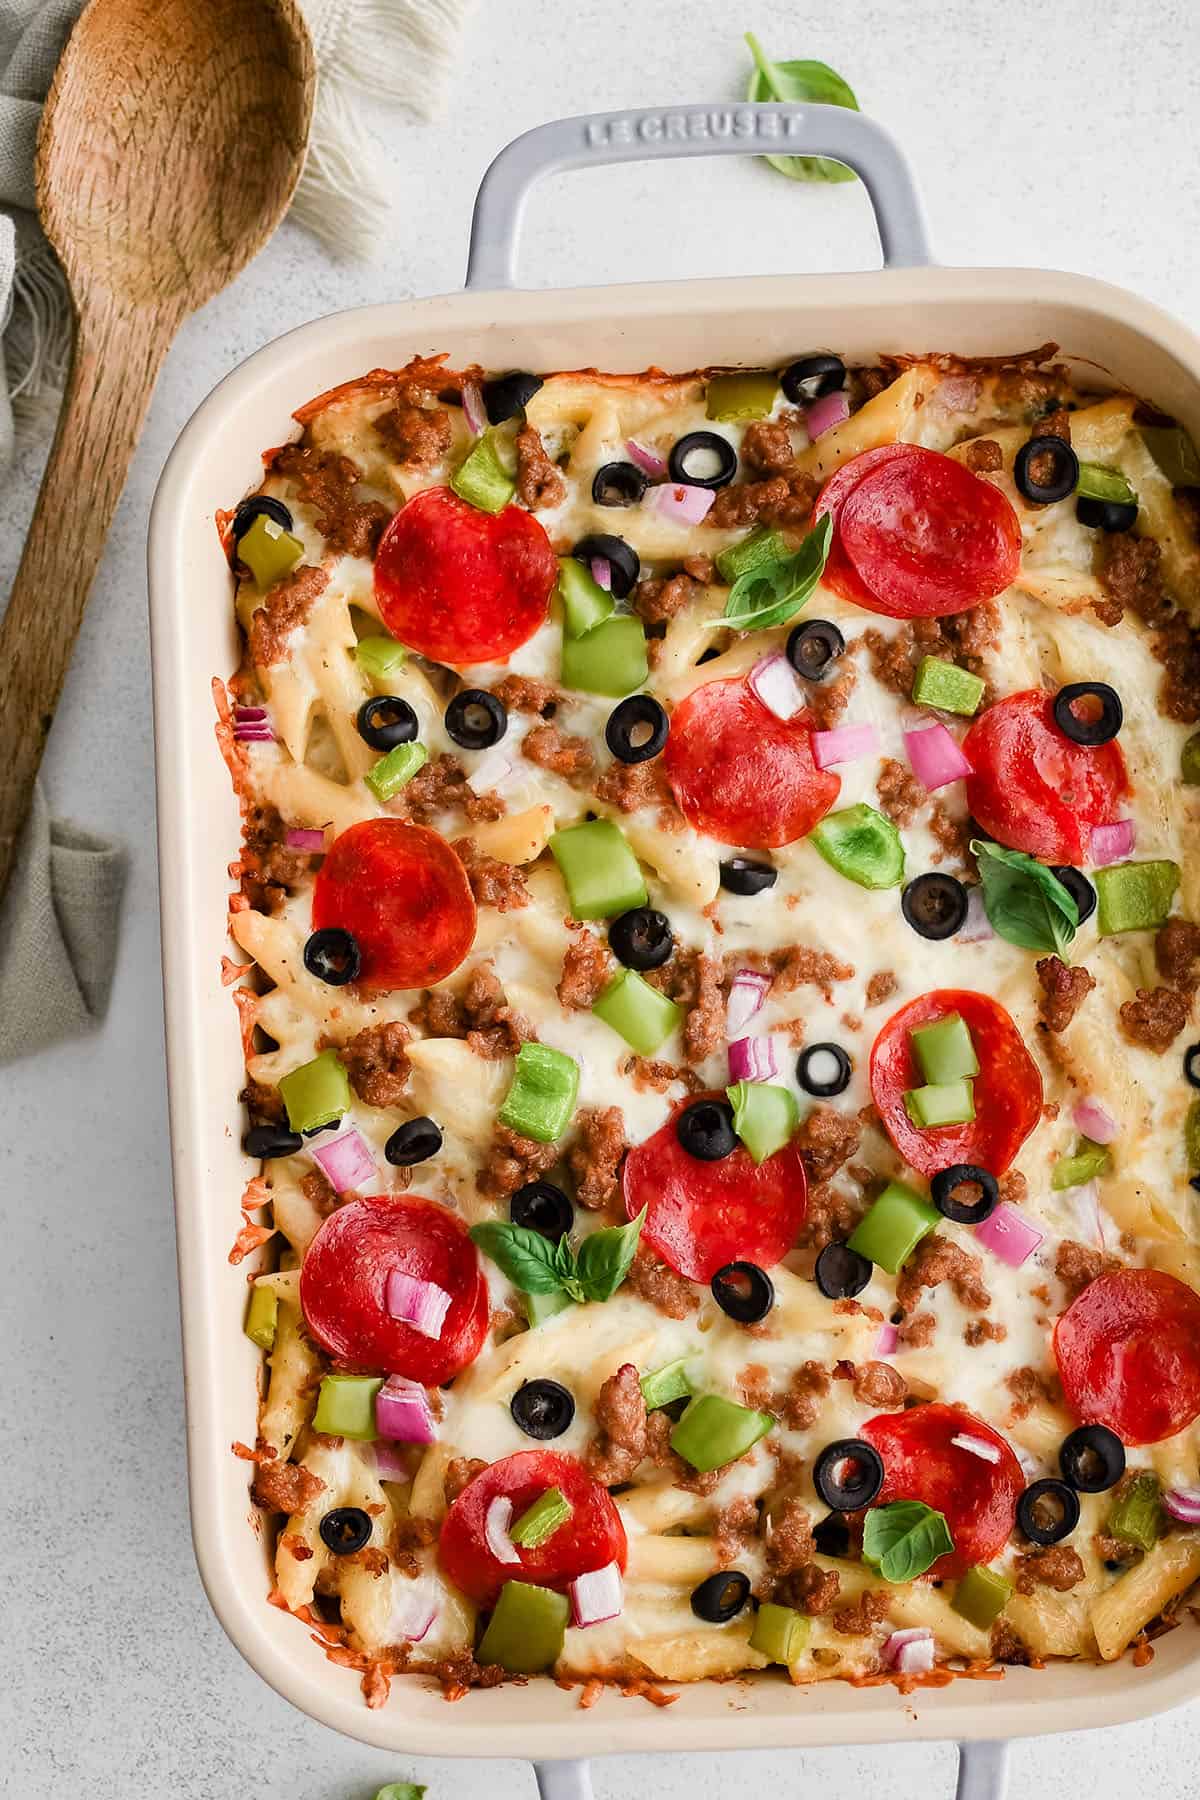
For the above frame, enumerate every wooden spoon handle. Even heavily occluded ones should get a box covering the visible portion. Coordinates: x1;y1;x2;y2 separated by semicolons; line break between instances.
0;300;171;897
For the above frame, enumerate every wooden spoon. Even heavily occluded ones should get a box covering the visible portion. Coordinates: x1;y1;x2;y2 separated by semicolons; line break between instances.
0;0;314;897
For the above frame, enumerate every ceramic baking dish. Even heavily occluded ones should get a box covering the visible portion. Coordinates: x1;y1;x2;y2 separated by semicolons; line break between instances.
148;103;1200;1798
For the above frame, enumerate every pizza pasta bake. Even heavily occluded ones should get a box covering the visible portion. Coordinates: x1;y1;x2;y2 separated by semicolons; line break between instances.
219;342;1200;1709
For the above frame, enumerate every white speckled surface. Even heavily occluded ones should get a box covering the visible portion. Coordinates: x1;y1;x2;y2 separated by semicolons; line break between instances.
5;2;1200;1794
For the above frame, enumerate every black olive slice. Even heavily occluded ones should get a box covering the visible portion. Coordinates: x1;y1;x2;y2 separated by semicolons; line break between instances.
1049;865;1097;925
591;461;647;507
780;354;846;403
812;1514;851;1557
901;872;968;940
1014;435;1080;504
1185;1043;1200;1090
786;618;845;681
813;1438;885;1511
243;1123;303;1159
711;1261;775;1324
510;1180;573;1242
385;1117;443;1166
690;1569;751;1622
303;927;361;987
1017;1478;1081;1546
232;493;293;547
676;1098;738;1161
667;431;737;490
482;370;543;424
511;1378;575;1440
572;533;640;600
356;695;419;751
605;695;669;764
445;689;508;750
1059;1423;1126;1493
609;907;674;972
1076;495;1138;533
1052;682;1123;747
797;1042;852;1098
931;1164;999;1225
719;858;777;896
814;1241;872;1299
319;1507;373;1554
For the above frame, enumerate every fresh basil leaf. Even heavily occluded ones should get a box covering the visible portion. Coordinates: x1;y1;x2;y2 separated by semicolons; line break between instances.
744;33;860;184
468;1221;568;1296
862;1500;954;1583
375;1786;427;1800
719;513;832;632
971;838;1079;957
574;1206;647;1303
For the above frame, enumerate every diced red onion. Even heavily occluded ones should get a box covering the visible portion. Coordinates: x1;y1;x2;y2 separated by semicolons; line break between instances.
590;556;612;592
285;827;326;851
1073;1097;1118;1145
974;1202;1045;1268
1165;1487;1200;1525
234;719;274;742
726;968;772;1037
931;375;983;417
485;1495;522;1565
1072;1179;1107;1251
570;1561;624;1628
389;1581;439;1642
626;437;667;478
311;1127;376;1196
896;1635;936;1675
806;390;851;440
375;1374;438;1445
373;1439;411;1480
234;705;268;721
883;1627;933;1670
1090;819;1134;866
874;1322;898;1356
469;746;513;794
950;1432;1001;1464
749;653;807;722
385;1269;451;1339
728;1034;778;1083
903;721;973;791
461;381;487;438
648;481;715;525
812;721;879;769
957;885;994;943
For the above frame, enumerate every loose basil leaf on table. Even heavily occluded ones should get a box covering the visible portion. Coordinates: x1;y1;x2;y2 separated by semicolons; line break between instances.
718;513;833;632
971;838;1080;957
744;32;860;184
470;1208;646;1305
862;1499;954;1582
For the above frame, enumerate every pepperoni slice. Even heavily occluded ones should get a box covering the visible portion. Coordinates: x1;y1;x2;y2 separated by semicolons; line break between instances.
861;1404;1024;1578
1054;1268;1200;1445
664;678;839;850
300;1194;488;1386
312;818;476;993
813;443;919;609
438;1450;627;1605
835;447;1022;618
622;1091;807;1281
374;485;557;666
962;689;1130;864
869;989;1042;1177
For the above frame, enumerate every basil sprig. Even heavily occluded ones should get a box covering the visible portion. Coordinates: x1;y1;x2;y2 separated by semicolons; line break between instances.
971;838;1080;957
744;33;861;184
862;1500;954;1583
718;513;832;632
470;1207;646;1307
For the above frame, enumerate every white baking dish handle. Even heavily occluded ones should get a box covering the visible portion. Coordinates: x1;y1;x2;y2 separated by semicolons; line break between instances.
466;102;933;290
534;1741;1009;1800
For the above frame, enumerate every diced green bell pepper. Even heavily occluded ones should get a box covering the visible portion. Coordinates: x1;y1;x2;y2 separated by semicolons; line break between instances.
498;1042;579;1144
313;1373;382;1440
238;512;304;588
592;967;682;1055
1187;1099;1200;1174
715;525;789;586
952;1565;1013;1630
706;371;780;422
750;1600;809;1664
911;656;985;717
640;1357;694;1411
355;635;407;683
550;819;647;919
726;1079;798;1164
1181;732;1200;786
451;428;516;513
525;1288;573;1328
911;1012;979;1085
1095;860;1179;935
510;1487;573;1549
903;1079;976;1129
478;1580;569;1672
670;1394;774;1473
561;615;648;697
244;1283;278;1350
1050;1137;1112;1190
1076;462;1137;507
279;1048;350;1134
809;804;905;889
557;557;614;638
1106;1472;1165;1553
1141;424;1200;487
364;740;428;802
846;1179;939;1274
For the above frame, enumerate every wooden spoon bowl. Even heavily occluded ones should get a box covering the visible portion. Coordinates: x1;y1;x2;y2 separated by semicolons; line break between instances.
0;0;314;894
